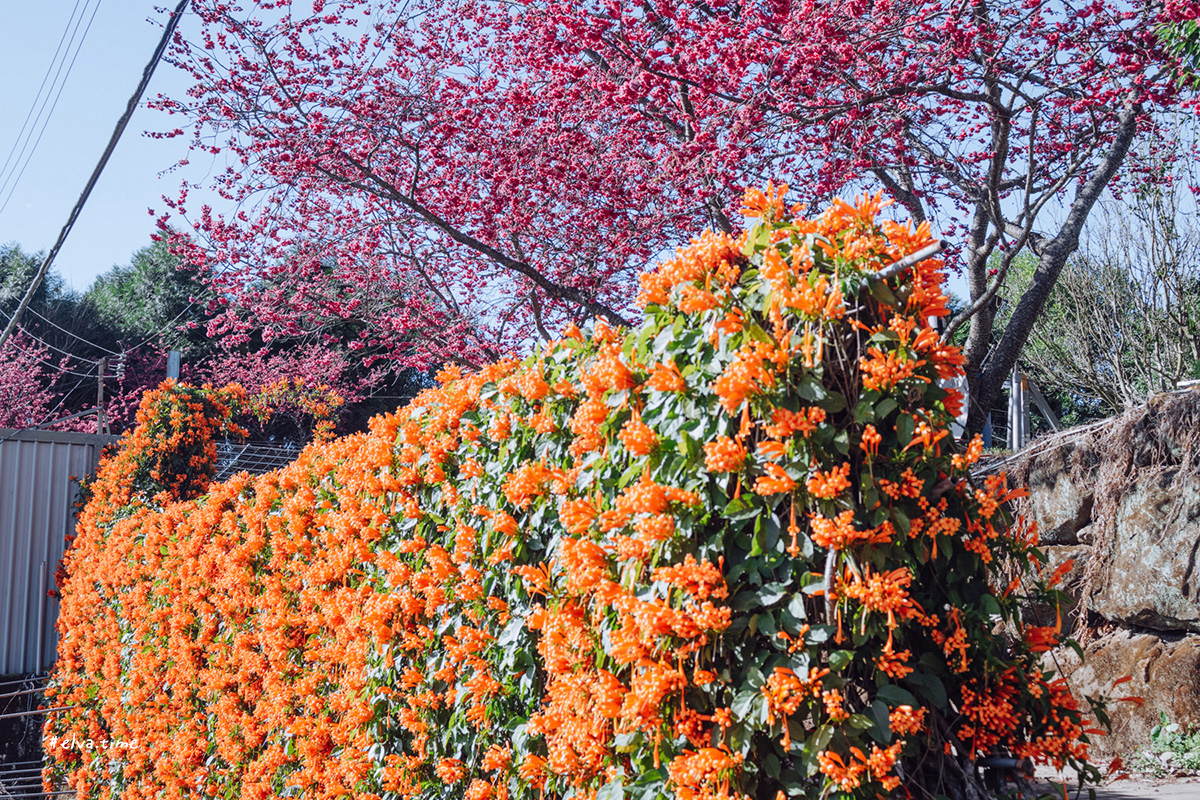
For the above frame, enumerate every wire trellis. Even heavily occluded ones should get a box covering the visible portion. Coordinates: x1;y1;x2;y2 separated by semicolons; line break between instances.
213;440;305;482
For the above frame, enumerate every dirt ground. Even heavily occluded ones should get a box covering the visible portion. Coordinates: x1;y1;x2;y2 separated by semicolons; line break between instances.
1032;767;1200;799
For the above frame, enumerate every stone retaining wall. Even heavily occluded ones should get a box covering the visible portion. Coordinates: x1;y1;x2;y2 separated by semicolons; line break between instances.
994;387;1200;759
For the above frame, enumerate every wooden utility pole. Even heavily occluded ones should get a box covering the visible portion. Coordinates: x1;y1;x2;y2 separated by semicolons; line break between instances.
97;358;107;435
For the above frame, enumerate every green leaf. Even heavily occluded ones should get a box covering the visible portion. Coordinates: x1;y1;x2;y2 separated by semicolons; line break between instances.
905;672;948;710
828;650;853;671
786;594;808;621
756;582;788;606
869;280;900;306
875;684;918;707
596;779;625;800
613;731;642;753
731;689;758;720
812;723;834;753
750;521;765;557
724;496;760;522
729;723;752;755
866;701;893;744
846;713;874;731
745;323;774;344
896;412;914;444
617;463;641;489
743;225;762;257
797;375;827;402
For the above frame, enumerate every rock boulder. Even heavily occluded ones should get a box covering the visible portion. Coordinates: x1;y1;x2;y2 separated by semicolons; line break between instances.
1022;439;1097;546
1052;629;1200;760
1094;472;1200;632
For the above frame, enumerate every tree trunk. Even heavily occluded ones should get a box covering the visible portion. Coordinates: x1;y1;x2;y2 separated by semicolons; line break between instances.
965;102;1140;436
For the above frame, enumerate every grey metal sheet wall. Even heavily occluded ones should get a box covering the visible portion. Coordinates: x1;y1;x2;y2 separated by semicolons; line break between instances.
0;429;117;675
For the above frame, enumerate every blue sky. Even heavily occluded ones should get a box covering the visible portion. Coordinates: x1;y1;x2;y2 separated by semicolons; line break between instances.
0;1;217;293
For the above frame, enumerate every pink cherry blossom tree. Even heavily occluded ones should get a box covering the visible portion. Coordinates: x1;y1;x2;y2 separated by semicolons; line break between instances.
0;333;66;429
157;0;1194;430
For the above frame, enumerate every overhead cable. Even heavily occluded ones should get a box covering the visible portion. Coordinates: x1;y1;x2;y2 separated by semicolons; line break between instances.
0;0;105;218
27;307;120;356
0;0;192;353
0;0;87;201
0;306;98;365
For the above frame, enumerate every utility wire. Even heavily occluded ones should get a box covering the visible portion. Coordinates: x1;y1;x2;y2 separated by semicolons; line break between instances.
0;0;104;217
26;307;121;356
0;307;99;365
24;336;98;367
34;375;92;425
112;298;200;356
0;0;87;195
0;0;192;354
6;343;103;379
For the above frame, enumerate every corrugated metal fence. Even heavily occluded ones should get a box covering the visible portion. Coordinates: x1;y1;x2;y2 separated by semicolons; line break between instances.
0;429;116;675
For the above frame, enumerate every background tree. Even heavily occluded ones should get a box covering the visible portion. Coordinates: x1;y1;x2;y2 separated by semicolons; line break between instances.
997;130;1200;421
155;0;1192;433
1;234;428;437
1159;1;1200;89
0;332;66;428
85;236;212;357
0;244;119;423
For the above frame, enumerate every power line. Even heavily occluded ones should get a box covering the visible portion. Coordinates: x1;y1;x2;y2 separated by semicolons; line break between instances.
26;307;120;356
0;0;104;217
0;307;99;365
31;375;93;428
116;298;199;355
0;0;192;353
5;340;103;379
0;0;86;194
5;288;204;368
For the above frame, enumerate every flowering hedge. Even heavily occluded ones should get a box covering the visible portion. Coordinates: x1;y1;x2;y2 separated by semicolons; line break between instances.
47;190;1105;800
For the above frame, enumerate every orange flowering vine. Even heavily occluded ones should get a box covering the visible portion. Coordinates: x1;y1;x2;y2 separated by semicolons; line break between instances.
47;187;1109;800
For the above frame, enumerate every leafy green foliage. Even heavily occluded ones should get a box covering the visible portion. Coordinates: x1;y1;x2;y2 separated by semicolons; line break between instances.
1132;712;1200;777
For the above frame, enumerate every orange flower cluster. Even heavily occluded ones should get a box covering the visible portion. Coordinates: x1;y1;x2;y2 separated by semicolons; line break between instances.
712;340;785;413
47;186;1107;800
702;436;745;473
817;742;903;792
666;747;743;800
762;666;828;735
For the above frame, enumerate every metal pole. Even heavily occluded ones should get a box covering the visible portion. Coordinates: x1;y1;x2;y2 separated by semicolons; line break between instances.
96;358;107;435
873;241;944;281
0;0;193;354
0;706;76;720
1027;379;1063;432
36;560;46;670
167;350;181;380
1007;367;1017;450
1020;372;1031;448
